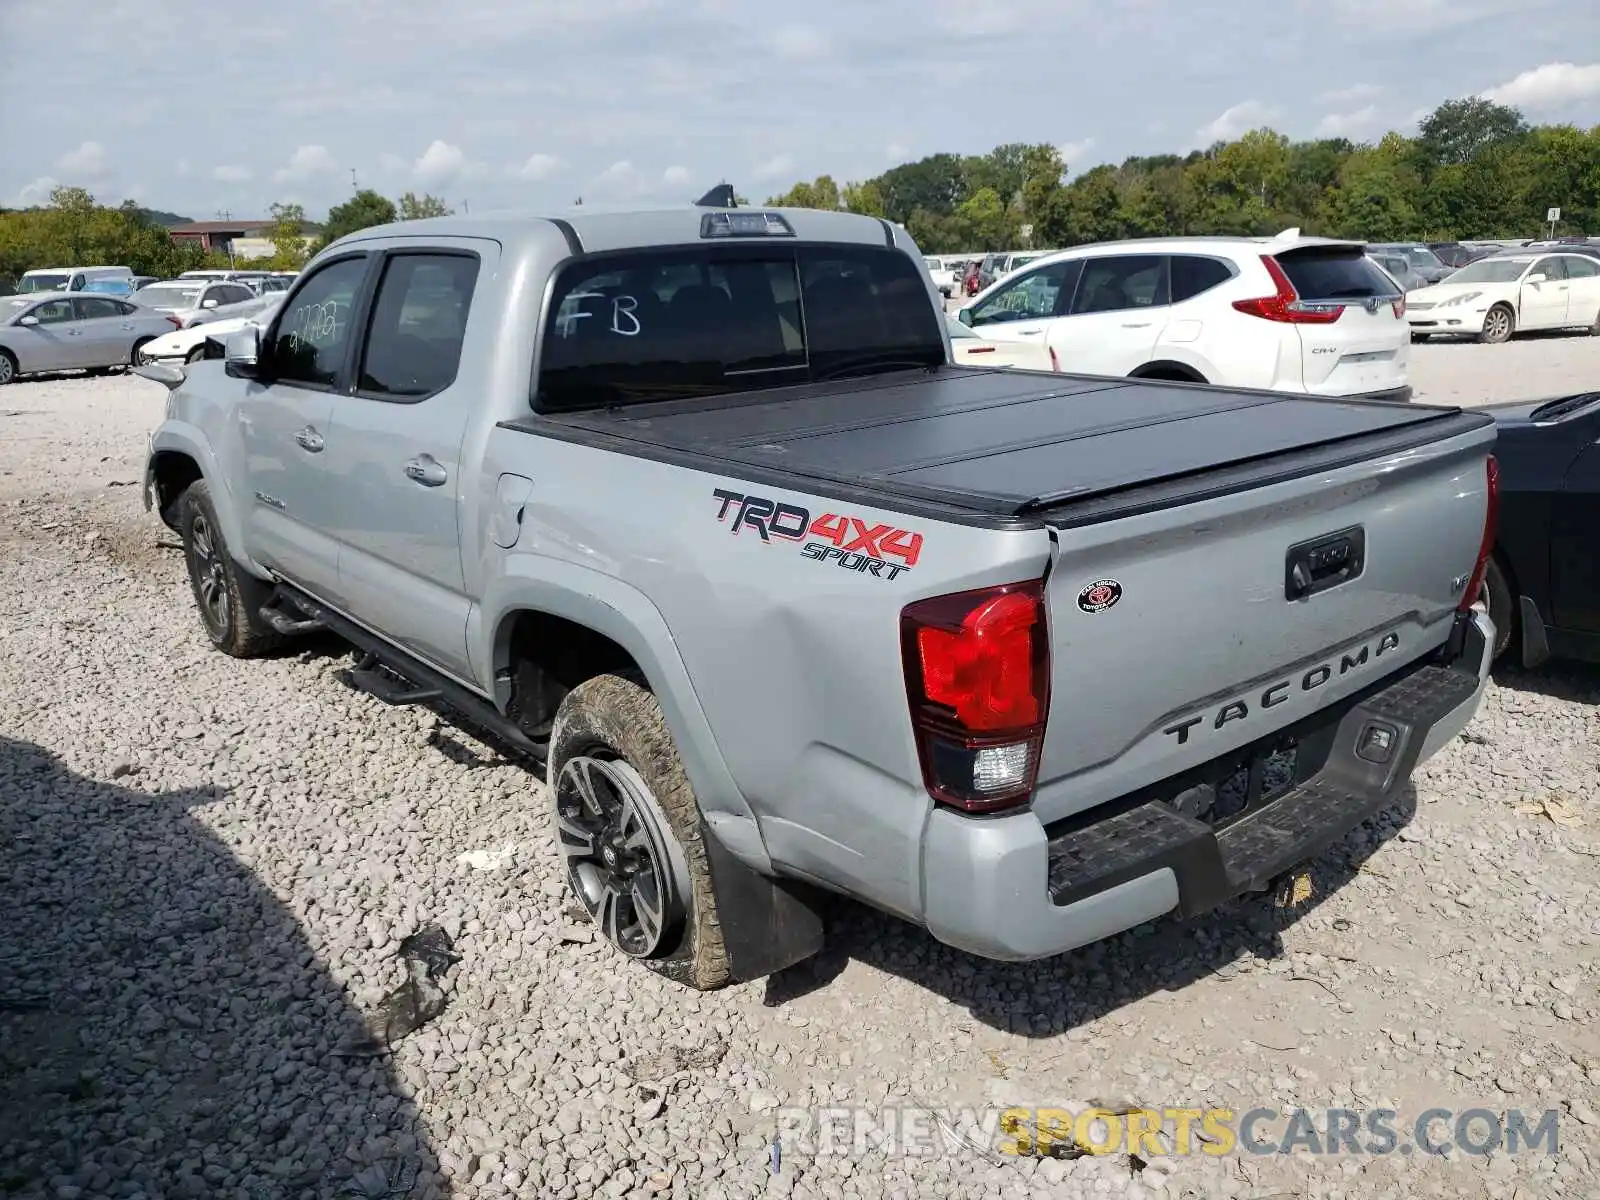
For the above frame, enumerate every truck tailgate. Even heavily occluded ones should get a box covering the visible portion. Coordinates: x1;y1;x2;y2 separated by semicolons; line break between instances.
1031;416;1496;826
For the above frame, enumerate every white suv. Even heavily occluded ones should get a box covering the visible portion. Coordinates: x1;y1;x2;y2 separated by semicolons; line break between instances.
955;231;1411;400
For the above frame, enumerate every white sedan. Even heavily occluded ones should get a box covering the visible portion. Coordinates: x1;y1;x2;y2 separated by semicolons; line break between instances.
137;297;284;365
1407;250;1600;343
946;316;1055;370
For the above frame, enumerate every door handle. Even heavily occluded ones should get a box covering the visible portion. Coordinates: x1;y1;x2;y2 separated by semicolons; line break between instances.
293;425;324;453
1016;329;1044;336
1121;322;1152;328
67;329;83;337
404;455;447;487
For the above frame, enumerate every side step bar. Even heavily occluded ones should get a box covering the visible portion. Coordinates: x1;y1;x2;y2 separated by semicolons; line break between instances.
270;583;550;765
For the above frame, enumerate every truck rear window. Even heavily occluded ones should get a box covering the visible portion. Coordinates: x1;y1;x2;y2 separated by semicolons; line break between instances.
1276;249;1397;300
534;244;944;412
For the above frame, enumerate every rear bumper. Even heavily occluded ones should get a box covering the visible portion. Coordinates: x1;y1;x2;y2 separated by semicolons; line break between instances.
919;609;1492;962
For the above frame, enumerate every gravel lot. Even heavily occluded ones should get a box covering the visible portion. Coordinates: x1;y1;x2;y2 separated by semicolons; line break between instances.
2;353;1598;1200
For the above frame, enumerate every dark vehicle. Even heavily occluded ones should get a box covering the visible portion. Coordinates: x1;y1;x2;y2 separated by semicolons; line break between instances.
1428;243;1499;269
1482;392;1600;667
1368;243;1453;284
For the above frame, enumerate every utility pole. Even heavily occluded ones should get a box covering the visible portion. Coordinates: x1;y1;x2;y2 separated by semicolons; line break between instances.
462;199;469;214
351;168;359;192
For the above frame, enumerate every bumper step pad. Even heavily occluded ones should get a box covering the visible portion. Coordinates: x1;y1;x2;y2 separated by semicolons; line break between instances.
1045;660;1481;918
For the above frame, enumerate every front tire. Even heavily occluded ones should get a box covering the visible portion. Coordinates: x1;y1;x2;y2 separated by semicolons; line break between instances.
132;337;156;365
1478;305;1514;344
0;349;17;385
176;481;281;658
548;674;731;990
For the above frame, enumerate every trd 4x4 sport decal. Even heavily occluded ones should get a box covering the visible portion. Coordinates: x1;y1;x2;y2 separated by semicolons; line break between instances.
712;487;923;581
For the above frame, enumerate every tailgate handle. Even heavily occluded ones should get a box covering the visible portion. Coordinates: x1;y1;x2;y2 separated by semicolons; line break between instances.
1285;526;1366;601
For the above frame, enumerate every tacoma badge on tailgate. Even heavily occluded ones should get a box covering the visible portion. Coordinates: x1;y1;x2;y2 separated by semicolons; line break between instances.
1163;629;1402;744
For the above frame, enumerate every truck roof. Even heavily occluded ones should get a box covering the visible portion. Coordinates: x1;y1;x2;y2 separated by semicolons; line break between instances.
333;205;901;255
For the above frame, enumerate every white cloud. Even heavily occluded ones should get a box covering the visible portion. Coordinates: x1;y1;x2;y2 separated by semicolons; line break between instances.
414;140;468;188
661;165;691;188
585;160;693;199
1483;61;1600;112
1194;100;1280;144
1315;105;1381;138
1057;138;1095;169
769;26;829;60
379;152;409;173
512;153;565;181
1318;82;1384;106
886;142;910;162
56;141;107;178
753;154;795;182
210;164;253;183
13;175;59;207
274;144;340;183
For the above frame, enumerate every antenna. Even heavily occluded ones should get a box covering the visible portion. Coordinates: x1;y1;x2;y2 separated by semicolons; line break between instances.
351;168;358;191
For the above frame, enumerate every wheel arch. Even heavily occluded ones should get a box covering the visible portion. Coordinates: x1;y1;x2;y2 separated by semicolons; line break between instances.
480;566;771;873
1129;359;1209;384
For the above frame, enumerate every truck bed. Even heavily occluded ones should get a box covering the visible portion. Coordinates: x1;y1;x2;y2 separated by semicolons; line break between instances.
509;367;1493;526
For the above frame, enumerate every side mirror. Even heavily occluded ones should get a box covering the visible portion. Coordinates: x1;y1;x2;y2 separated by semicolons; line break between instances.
17;315;38;327
201;298;219;309
1526;273;1547;285
224;325;262;379
957;307;975;327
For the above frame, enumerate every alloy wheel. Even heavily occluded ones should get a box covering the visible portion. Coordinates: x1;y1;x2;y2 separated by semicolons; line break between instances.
188;511;231;636
1484;308;1511;341
555;754;685;957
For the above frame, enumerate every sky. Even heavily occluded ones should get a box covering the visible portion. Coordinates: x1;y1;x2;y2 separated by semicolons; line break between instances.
1;0;1597;221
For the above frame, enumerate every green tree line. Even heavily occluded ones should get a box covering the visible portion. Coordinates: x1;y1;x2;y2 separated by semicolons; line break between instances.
0;187;455;287
767;99;1600;254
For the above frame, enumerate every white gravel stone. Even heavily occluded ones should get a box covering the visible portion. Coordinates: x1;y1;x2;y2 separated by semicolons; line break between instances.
1;371;1597;1200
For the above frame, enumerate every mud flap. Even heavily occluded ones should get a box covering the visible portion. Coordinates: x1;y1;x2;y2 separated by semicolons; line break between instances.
701;822;825;982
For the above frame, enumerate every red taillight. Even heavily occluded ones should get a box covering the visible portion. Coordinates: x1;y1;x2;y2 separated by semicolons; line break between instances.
1232;255;1345;325
966;345;995;354
166;315;182;330
1459;455;1500;613
1048;346;1060;372
1391;294;1406;319
901;581;1050;813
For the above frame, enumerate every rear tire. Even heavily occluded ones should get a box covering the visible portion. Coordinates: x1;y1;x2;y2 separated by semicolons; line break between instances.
1478;305;1514;344
185;345;207;364
548;674;731;990
1483;556;1515;662
176;481;282;658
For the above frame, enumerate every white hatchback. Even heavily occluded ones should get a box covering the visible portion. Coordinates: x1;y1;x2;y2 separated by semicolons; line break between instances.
956;231;1411;400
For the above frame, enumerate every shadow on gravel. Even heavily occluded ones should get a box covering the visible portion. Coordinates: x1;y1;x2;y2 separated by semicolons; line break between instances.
0;735;444;1199
766;789;1418;1036
1492;658;1600;705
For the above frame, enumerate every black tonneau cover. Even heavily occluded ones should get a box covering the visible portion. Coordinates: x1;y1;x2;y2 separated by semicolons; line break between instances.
510;368;1491;526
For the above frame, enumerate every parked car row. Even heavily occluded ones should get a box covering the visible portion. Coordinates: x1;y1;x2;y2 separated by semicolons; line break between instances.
1407;248;1600;342
955;229;1412;400
0;271;289;382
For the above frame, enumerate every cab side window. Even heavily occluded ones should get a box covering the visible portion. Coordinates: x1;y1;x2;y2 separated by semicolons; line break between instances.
1561;256;1597;279
356;253;481;400
1530;257;1566;282
269;256;369;389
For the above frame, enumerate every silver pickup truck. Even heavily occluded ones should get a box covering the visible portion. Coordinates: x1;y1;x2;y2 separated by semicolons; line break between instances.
143;201;1499;990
